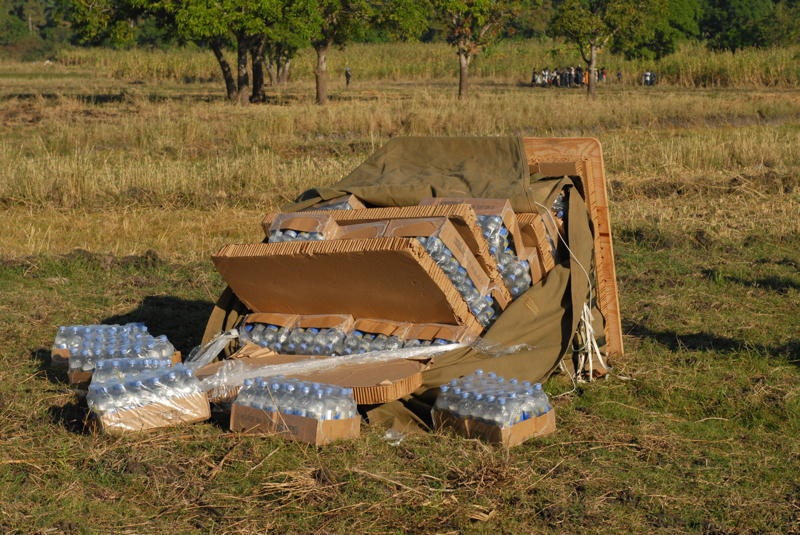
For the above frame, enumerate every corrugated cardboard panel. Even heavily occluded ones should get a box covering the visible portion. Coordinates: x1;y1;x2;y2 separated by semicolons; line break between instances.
384;217;492;298
419;197;527;258
295;358;425;405
432;409;556;448
264;205;512;306
212;238;481;333
230;405;361;445
97;391;211;434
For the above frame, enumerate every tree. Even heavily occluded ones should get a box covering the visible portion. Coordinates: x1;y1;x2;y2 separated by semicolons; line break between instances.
611;0;701;59
431;0;523;99
549;0;660;96
130;0;284;102
261;0;321;87
310;0;369;105
700;0;774;51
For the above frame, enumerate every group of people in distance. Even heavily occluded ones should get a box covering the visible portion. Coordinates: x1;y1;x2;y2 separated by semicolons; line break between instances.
530;66;612;88
531;66;658;87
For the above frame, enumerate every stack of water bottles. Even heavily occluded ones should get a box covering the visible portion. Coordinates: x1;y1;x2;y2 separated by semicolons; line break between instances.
267;229;326;243
434;370;552;427
416;236;498;327
234;376;357;421
53;323;176;374
240;321;457;356
477;215;533;299
86;362;201;415
548;191;568;261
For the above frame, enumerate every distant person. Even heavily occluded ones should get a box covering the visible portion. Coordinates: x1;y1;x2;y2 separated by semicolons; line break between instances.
600;67;607;82
616;70;622;83
345;66;352;87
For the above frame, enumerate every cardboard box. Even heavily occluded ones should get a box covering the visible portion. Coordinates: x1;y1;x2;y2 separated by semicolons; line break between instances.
93;391;211;434
294;314;355;333
432;408;556;448
266;212;339;240
302;194;366;211
64;350;182;386
296;358;425;405
351;318;409;339
242;312;299;329
516;212;558;275
198;349;424;406
419;197;527;258
263;205;512;308
211;238;483;337
230;404;360;445
383;217;492;299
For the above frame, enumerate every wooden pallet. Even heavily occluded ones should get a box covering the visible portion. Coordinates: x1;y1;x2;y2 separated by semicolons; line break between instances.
522;137;624;359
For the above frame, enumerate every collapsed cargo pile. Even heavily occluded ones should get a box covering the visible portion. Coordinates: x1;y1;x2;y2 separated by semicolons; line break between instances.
51;136;624;447
52;194;565;446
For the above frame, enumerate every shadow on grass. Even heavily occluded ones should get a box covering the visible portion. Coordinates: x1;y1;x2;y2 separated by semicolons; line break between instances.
701;269;800;294
31;347;68;385
103;295;215;355
625;321;800;365
47;399;93;435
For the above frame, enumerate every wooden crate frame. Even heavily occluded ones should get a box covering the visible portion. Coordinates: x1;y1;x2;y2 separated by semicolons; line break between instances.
522;137;624;359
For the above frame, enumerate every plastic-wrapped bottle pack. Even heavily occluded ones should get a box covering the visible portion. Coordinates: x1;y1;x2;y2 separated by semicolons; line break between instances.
53;323;176;373
416;236;498;326
476;215;533;299
434;370;552;427
234;376;357;421
86;363;201;415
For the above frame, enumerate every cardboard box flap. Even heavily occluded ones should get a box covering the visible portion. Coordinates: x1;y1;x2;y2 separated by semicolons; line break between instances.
295;358;425;405
211;238;480;330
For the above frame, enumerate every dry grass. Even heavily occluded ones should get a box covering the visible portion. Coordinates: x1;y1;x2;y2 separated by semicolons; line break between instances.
0;50;798;534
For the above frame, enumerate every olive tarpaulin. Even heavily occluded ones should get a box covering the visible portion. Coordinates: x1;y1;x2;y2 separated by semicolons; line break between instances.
203;136;609;431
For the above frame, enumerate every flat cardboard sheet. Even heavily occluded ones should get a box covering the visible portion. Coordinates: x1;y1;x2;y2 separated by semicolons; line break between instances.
212;238;482;334
432;408;556;448
230;405;360;445
96;391;211;434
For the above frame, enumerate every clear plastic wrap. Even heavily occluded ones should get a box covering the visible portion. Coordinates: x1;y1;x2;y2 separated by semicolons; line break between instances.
434;370;552;427
234;377;357;420
53;323;176;374
199;343;464;400
184;329;239;370
87;363;210;433
477;214;533;299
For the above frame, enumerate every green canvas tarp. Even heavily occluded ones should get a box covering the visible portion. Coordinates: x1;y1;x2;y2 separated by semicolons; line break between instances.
203;136;608;430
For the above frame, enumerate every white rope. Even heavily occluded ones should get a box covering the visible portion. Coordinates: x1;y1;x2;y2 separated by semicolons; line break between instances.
533;197;608;382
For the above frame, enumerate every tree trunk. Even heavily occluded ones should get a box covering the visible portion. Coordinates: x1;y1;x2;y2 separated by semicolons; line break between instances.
458;49;470;100
211;41;237;102
315;42;329;105
236;35;250;105
278;58;291;84
587;45;597;98
250;38;267;103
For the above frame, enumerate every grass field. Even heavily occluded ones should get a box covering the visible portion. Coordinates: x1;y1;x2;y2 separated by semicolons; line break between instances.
0;44;798;534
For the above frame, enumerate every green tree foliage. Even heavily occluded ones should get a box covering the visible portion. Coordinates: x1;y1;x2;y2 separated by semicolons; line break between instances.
549;0;661;94
700;0;774;51
310;0;370;104
430;0;524;99
261;0;321;86
612;0;701;59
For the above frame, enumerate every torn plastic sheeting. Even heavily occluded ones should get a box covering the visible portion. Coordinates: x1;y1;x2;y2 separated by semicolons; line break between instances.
199;344;465;395
184;329;239;370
